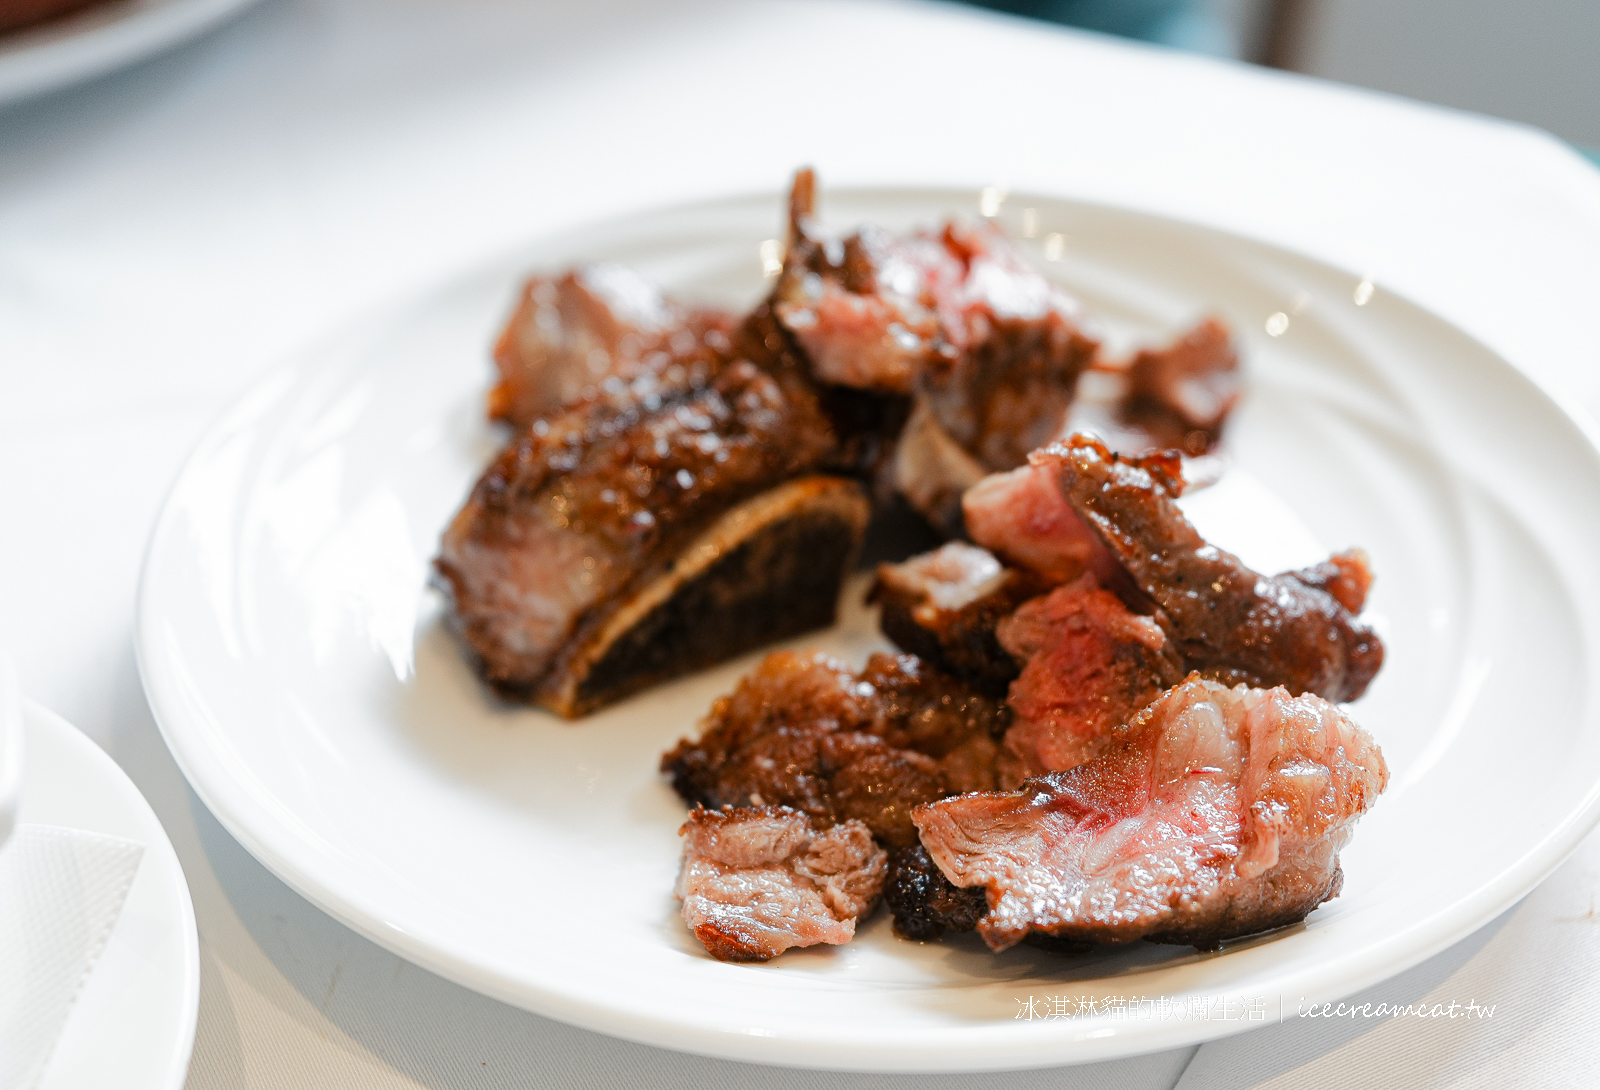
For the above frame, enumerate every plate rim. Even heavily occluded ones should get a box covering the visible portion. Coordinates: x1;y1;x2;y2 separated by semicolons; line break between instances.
23;699;202;1090
0;0;264;106
135;183;1600;1071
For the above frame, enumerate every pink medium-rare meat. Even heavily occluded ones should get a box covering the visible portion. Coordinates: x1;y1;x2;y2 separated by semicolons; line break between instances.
662;651;1010;847
489;264;736;428
913;223;1098;475
436;357;839;701
775;169;1094;402
913;675;1388;951
773;169;1099;533
1038;433;1384;702
773;168;963;394
677;805;887;961
995;574;1184;786
962;451;1176;590
870;542;1050;698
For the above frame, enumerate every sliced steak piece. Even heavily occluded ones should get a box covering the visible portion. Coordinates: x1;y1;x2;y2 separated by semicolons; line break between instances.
1038;433;1384;702
435;357;842;713
995;574;1184;786
662;651;1010;848
888;398;990;535
774;169;1099;534
913;221;1099;477
677;805;886;962
773;170;962;395
1118;315;1241;457
870;542;1050;698
913;675;1388;952
489;264;736;428
961;459;1139;590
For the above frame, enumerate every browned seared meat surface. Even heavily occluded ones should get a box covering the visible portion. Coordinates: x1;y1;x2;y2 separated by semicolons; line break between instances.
490;265;736;429
773;169;957;394
773;169;1099;534
546;476;869;716
995;575;1183;786
677;805;886;961
962;453;1166;598
436;357;841;709
1117;316;1241;457
662;651;1009;847
914;676;1388;952
913;225;1098;475
870;542;1049;698
1039;434;1384;702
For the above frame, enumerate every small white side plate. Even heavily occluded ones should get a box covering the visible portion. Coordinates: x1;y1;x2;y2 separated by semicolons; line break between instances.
19;702;200;1090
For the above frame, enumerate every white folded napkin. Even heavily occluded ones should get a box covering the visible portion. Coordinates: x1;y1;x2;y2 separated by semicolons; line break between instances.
0;824;144;1090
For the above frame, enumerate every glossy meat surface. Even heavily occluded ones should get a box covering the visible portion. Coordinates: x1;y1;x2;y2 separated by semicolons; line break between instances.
870;542;1048;698
677;805;886;961
489;265;736;429
774;169;1099;533
962;453;1163;595
914;676;1388;951
1038;434;1384;702
996;575;1183;786
662;651;1009;848
436;358;838;696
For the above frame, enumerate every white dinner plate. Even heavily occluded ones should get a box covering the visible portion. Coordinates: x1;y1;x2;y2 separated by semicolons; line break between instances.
19;701;200;1090
137;188;1600;1071
0;0;262;106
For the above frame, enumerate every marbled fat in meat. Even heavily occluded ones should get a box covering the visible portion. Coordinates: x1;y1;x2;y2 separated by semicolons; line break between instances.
913;676;1388;951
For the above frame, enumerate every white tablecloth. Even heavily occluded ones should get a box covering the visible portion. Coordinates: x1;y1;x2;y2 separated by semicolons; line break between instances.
3;1;1600;1086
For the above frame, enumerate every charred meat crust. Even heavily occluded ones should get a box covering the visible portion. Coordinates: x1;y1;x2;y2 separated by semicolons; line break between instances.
662;651;1010;848
883;843;988;941
435;349;840;699
551;476;870;717
1038;433;1384;703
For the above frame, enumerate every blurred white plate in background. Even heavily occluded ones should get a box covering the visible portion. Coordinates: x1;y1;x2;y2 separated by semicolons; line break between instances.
20;702;199;1090
0;0;262;106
